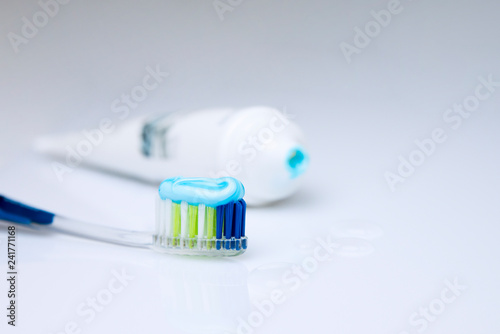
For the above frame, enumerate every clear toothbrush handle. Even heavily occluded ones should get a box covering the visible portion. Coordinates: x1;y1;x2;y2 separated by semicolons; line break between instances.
44;216;154;248
0;195;153;248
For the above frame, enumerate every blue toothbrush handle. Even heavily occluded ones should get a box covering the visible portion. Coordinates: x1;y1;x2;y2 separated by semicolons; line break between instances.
0;195;55;225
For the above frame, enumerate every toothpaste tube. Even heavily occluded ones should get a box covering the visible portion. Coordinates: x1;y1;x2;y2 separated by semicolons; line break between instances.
35;106;309;206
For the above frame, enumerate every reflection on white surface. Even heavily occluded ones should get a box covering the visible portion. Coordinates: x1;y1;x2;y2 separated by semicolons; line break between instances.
296;220;383;259
7;228;252;334
329;220;384;240
247;262;295;303
156;257;250;334
296;236;375;258
248;221;384;302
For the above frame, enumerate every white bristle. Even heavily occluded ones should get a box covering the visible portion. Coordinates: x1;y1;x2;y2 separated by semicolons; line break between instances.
155;197;162;235
198;204;206;245
156;198;172;241
164;199;172;237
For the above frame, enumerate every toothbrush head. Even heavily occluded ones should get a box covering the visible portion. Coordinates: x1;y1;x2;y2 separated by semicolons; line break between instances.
153;177;247;256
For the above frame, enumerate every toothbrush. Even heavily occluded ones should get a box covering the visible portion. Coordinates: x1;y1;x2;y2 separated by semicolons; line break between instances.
0;177;247;256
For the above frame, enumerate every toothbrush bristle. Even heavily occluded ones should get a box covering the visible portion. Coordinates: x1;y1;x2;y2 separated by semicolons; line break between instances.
154;198;247;256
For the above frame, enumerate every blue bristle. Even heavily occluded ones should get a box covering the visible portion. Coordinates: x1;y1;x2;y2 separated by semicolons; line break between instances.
240;199;247;249
213;199;247;251
216;205;224;250
240;199;246;236
224;203;234;249
233;201;243;250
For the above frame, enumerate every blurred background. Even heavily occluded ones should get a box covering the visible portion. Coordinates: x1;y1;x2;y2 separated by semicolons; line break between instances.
1;0;499;333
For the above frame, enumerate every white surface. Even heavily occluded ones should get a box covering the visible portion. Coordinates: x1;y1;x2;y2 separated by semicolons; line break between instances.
1;0;500;333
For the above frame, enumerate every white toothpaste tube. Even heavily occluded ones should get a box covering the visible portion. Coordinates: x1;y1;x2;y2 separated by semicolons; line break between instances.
35;106;309;206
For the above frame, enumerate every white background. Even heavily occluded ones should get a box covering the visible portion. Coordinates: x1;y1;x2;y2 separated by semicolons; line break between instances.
1;0;500;333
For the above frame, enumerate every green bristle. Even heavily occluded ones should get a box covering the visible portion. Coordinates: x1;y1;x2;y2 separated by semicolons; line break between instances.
206;206;216;249
172;202;181;246
188;204;198;248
